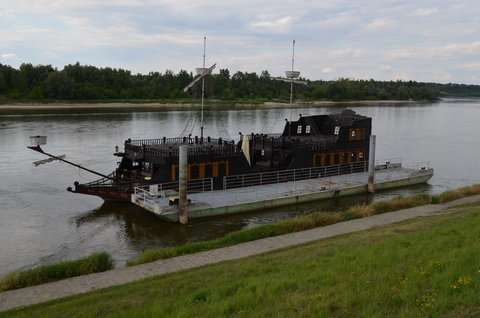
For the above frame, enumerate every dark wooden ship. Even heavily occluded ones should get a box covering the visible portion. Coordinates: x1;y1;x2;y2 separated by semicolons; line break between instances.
28;41;372;202
64;109;371;201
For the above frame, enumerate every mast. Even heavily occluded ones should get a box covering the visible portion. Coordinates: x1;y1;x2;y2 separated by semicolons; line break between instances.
200;36;206;140
183;37;216;142
289;40;295;136
271;41;306;137
285;40;301;138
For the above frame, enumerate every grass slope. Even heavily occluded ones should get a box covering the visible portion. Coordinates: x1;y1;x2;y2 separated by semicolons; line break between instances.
130;184;480;266
4;206;480;317
0;253;113;292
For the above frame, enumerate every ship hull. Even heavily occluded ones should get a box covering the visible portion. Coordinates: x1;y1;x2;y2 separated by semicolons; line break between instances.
69;186;131;202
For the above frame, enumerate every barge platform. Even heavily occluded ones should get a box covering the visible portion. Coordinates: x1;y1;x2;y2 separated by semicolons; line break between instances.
131;160;433;222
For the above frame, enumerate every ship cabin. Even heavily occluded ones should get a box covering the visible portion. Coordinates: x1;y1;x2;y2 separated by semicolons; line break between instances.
114;110;371;188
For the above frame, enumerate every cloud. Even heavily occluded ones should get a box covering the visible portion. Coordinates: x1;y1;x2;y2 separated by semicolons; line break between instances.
317;13;359;28
250;16;292;32
365;18;396;30
393;73;410;81
411;8;439;16
1;0;480;83
442;41;480;56
327;48;370;58
1;53;18;59
459;63;480;71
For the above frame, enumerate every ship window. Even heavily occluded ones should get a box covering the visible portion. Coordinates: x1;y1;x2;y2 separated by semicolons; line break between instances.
297;125;302;134
306;125;311;134
190;165;199;179
334;126;340;135
205;163;213;177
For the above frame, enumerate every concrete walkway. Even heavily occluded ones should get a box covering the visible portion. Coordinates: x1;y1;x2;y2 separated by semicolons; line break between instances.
1;194;480;312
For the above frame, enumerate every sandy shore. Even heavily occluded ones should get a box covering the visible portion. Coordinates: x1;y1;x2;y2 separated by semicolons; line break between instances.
0;100;422;110
0;102;198;110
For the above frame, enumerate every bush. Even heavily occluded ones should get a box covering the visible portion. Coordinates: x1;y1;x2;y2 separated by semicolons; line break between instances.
372;193;432;214
438;184;480;203
0;252;113;292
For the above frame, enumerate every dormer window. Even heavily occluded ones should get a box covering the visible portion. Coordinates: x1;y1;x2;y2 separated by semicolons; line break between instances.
306;125;311;134
297;125;302;134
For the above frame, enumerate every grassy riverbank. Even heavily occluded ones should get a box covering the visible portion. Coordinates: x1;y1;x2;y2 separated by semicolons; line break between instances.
0;253;113;292
1;185;479;294
4;203;480;317
128;184;480;266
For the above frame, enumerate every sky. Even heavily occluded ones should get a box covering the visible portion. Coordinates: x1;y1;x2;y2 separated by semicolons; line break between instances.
1;0;479;84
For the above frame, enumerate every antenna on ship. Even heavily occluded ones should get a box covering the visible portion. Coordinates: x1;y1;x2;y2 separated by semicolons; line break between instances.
271;40;306;137
182;36;216;142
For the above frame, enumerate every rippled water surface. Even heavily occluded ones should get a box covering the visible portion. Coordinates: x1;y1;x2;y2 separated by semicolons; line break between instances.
1;99;479;275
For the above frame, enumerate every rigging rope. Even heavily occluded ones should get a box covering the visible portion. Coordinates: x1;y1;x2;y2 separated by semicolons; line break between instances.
215;115;232;140
178;111;198;138
263;110;282;134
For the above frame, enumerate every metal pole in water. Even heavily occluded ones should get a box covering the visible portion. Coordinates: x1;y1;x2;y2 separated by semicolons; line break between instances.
368;135;376;193
179;145;188;224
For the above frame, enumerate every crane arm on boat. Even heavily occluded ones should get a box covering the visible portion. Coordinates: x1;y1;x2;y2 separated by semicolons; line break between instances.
28;145;114;180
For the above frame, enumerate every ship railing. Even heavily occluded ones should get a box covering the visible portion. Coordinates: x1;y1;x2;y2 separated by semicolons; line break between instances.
133;187;157;210
79;172;123;187
133;178;214;212
135;178;214;196
125;141;238;158
415;162;430;170
375;157;402;170
223;161;370;190
127;137;234;146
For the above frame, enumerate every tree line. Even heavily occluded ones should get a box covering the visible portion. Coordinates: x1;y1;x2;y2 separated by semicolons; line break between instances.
425;82;480;97
0;62;442;102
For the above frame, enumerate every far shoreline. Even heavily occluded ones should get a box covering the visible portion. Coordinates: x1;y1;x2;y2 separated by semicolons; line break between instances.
0;99;430;110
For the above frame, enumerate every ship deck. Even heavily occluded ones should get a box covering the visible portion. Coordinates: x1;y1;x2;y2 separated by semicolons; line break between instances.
131;163;433;222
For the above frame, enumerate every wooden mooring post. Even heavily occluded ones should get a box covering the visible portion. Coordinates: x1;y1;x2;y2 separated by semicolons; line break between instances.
179;145;188;224
368;135;376;193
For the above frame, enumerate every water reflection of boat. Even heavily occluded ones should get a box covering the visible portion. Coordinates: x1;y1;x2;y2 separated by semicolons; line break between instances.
75;201;250;244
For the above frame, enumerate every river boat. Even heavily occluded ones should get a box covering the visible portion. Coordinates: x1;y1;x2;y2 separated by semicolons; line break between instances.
66;109;372;201
27;40;433;222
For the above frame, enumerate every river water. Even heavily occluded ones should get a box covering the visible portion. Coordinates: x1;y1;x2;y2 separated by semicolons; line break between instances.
1;98;479;275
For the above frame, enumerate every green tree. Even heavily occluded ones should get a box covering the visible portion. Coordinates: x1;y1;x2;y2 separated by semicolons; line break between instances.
45;72;75;99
